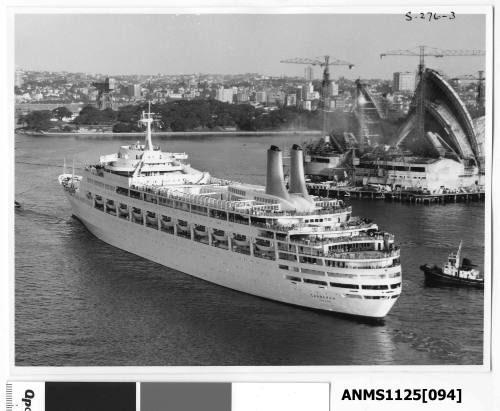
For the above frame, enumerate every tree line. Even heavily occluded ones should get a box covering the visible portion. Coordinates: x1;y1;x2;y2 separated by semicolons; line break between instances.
17;100;323;132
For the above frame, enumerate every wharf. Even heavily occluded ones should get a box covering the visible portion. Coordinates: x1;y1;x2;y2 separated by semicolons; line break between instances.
307;183;485;205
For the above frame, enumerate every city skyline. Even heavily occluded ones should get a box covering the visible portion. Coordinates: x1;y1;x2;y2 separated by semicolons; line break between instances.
15;13;486;79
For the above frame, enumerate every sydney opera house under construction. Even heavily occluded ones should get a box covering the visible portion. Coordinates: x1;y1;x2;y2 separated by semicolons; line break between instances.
347;68;485;192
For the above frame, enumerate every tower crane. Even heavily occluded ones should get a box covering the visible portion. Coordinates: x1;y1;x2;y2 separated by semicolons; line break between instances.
380;46;485;140
280;55;354;136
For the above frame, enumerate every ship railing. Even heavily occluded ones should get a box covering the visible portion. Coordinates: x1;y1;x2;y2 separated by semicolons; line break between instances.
287;233;387;248
326;247;400;260
130;182;351;218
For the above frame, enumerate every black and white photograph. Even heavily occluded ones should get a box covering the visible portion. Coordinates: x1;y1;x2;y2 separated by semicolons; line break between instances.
13;11;490;367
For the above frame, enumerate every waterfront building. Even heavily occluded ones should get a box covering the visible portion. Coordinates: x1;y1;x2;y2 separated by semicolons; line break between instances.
353;156;480;192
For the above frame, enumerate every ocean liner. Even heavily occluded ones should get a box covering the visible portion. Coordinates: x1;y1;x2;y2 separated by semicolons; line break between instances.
59;109;402;318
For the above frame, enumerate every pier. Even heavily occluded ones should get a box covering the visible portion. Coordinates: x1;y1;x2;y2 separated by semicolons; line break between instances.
307;183;485;205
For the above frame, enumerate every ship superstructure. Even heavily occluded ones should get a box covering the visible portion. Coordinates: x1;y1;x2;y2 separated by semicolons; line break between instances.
59;109;402;318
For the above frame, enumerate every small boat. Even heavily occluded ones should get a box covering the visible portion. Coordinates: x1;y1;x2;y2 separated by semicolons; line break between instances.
194;225;208;237
146;212;157;224
132;207;143;221
233;235;249;246
177;221;190;232
106;200;116;211
212;230;227;242
254;239;274;252
420;241;484;288
15;200;22;209
161;216;174;227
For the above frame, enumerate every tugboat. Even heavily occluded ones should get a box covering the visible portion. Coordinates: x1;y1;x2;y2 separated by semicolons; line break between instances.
420;241;483;288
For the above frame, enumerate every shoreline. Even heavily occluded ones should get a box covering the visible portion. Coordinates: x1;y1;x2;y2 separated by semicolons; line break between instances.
17;130;323;137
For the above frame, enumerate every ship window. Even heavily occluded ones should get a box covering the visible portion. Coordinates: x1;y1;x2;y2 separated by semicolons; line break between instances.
327;272;357;279
278;252;297;262
299;256;323;265
301;268;325;276
330;282;359;289
285;275;302;282
130;190;141;199
116;186;129;196
361;284;389;290
192;204;208;215
304;279;327;286
390;283;401;289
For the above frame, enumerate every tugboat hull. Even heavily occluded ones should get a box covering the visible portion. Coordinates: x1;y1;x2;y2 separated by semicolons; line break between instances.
420;265;484;289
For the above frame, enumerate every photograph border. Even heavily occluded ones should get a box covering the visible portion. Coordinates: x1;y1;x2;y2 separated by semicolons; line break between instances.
4;2;495;390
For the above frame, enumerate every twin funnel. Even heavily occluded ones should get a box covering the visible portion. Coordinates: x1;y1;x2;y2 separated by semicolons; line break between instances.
265;144;310;202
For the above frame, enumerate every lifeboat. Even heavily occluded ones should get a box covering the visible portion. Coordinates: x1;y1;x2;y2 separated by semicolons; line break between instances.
194;225;208;237
119;207;129;217
146;212;158;225
94;195;103;205
212;229;227;242
106;200;116;211
132;208;143;221
233;235;249;246
254;239;274;251
161;216;174;227
177;221;190;232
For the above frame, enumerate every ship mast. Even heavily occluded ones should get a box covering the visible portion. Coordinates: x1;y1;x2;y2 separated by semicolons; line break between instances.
140;101;154;151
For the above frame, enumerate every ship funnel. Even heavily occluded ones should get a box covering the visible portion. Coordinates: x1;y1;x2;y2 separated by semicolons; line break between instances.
265;145;290;200
289;144;309;196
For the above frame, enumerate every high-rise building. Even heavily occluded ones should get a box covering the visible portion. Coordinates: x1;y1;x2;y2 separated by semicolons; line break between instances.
267;90;285;106
124;84;142;98
393;72;416;92
330;81;339;97
304;66;313;82
302;100;312;111
237;91;250;103
15;68;24;88
216;86;234;104
255;91;267;104
286;94;297;106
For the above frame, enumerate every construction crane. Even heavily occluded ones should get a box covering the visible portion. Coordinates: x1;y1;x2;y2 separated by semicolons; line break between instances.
450;70;485;110
380;46;485;140
280;55;354;136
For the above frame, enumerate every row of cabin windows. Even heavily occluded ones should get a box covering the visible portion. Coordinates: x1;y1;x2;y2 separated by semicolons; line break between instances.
278;264;401;280
279;252;399;270
284;275;402;291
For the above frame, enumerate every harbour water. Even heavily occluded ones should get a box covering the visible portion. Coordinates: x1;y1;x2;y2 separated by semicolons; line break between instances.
15;133;485;366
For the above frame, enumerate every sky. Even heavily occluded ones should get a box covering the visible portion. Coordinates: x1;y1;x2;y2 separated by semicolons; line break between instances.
14;13;486;79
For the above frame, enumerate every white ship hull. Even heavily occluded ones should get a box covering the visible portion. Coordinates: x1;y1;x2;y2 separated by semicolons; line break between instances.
66;194;396;318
